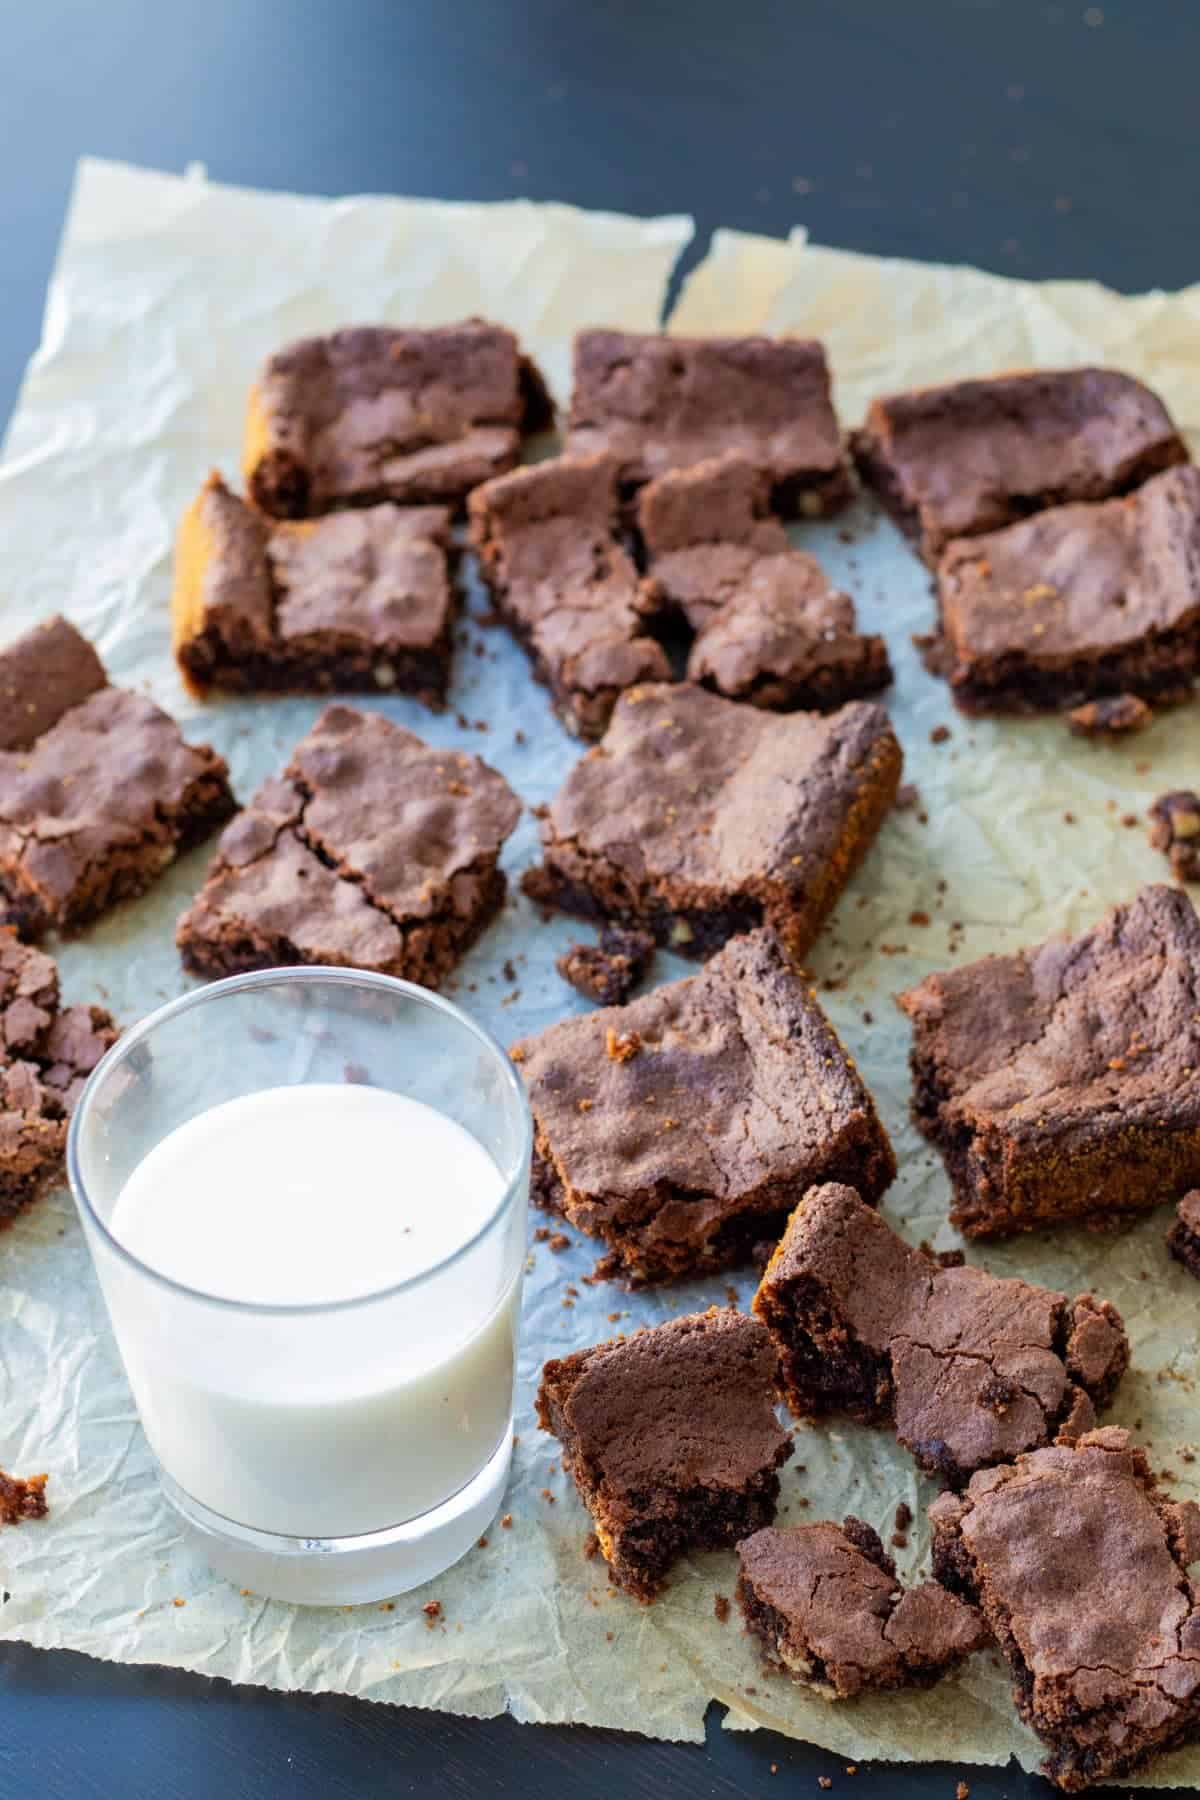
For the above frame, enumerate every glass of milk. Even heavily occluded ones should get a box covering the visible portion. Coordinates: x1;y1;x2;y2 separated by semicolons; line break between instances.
67;968;531;1607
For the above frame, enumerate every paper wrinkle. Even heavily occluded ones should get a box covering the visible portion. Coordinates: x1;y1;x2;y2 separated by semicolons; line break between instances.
2;162;1200;1782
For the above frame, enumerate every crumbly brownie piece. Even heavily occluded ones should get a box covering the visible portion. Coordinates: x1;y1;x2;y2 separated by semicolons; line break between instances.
897;884;1200;1237
522;682;901;962
929;465;1200;715
0;617;234;939
536;1307;791;1599
930;1428;1200;1791
1066;693;1153;738
752;1183;1127;1486
0;1468;48;1524
511;929;895;1282
0;928;118;1223
638;453;892;713
736;1516;987;1697
172;471;456;706
1167;1190;1200;1278
1150;789;1200;881
468;454;669;739
556;924;655;1006
244;320;552;517
177;705;520;987
566;330;852;515
852;367;1188;563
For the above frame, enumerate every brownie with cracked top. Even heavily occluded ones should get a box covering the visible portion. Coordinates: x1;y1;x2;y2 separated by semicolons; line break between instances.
931;1428;1200;1791
852;367;1187;563
898;885;1200;1238
522;682;901;963
1168;1190;1200;1278
929;464;1200;715
172;471;456;706
753;1183;1128;1486
0;928;117;1223
638;453;892;712
0;616;234;939
468;453;669;739
177;705;520;988
565;330;852;515
737;1514;987;1697
244;320;552;517
511;929;895;1283
536;1307;791;1600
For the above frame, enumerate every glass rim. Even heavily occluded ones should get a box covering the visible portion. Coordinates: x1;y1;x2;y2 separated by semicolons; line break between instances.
66;965;532;1319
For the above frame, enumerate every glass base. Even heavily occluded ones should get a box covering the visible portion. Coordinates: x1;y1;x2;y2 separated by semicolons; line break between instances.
160;1431;513;1606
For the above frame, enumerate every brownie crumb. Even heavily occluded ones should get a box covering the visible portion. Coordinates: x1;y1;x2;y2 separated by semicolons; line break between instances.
557;926;655;1007
819;1781;833;1792
714;1593;731;1623
894;1501;913;1534
584;1532;601;1561
909;910;931;928
502;958;517;983
0;1469;48;1525
501;1514;513;1529
930;724;951;744
1150;790;1200;881
605;1027;642;1063
343;1061;370;1085
548;1231;571;1252
895;783;920;811
935;1249;966;1269
422;1600;442;1624
477;1535;489;1549
1167;1190;1200;1279
956;1784;970;1800
1067;693;1152;739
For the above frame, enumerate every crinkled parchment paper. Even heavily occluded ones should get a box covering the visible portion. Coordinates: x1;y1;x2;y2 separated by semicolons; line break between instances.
4;162;1200;1782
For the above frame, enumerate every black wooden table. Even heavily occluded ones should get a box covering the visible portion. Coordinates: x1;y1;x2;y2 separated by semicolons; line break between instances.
2;4;1197;1794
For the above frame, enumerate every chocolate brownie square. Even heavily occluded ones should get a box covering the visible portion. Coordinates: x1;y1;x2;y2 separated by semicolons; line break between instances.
566;330;852;515
931;1429;1200;1791
172;471;456;706
898;885;1200;1238
0;616;235;939
522;682;901;962
753;1183;1128;1486
536;1307;791;1600
930;464;1200;714
736;1515;986;1697
244;319;552;518
468;453;670;739
177;705;520;987
0;928;117;1223
852;366;1187;563
511;929;895;1282
638;453;892;712
556;924;655;1006
1168;1190;1200;1278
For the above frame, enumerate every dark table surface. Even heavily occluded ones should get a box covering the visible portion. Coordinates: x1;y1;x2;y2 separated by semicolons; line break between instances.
2;2;1197;1794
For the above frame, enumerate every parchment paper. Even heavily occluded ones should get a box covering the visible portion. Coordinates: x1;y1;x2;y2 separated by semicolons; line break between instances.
3;161;1200;1782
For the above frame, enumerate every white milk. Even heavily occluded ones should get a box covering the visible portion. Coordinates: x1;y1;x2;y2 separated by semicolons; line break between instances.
108;1084;519;1539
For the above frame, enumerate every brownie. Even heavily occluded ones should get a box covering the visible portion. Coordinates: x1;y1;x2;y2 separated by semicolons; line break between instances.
1150;789;1200;881
536;1307;792;1599
522;682;902;963
556;924;655;1006
0;617;235;939
566;330;852;516
0;928;117;1223
468;453;670;739
752;1183;1128;1486
0;1468;48;1524
897;884;1200;1237
852;367;1188;562
930;1428;1200;1791
511;929;895;1283
177;705;520;987
1167;1190;1200;1278
1066;693;1153;738
244;319;552;517
929;464;1200;715
172;471;456;706
638;453;892;713
736;1515;987;1697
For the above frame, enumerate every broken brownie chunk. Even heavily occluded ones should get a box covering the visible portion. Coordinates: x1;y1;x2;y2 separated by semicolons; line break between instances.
522;682;902;964
929;465;1200;715
638;453;892;712
536;1307;791;1600
752;1183;1128;1486
244;320;551;517
1150;789;1200;881
930;1428;1200;1791
898;885;1200;1237
0;1468;49;1524
566;330;852;516
512;929;895;1283
1168;1190;1200;1279
736;1515;987;1697
172;471;456;706
556;924;655;1007
177;705;520;988
1066;693;1153;739
0;616;234;939
852;367;1187;563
